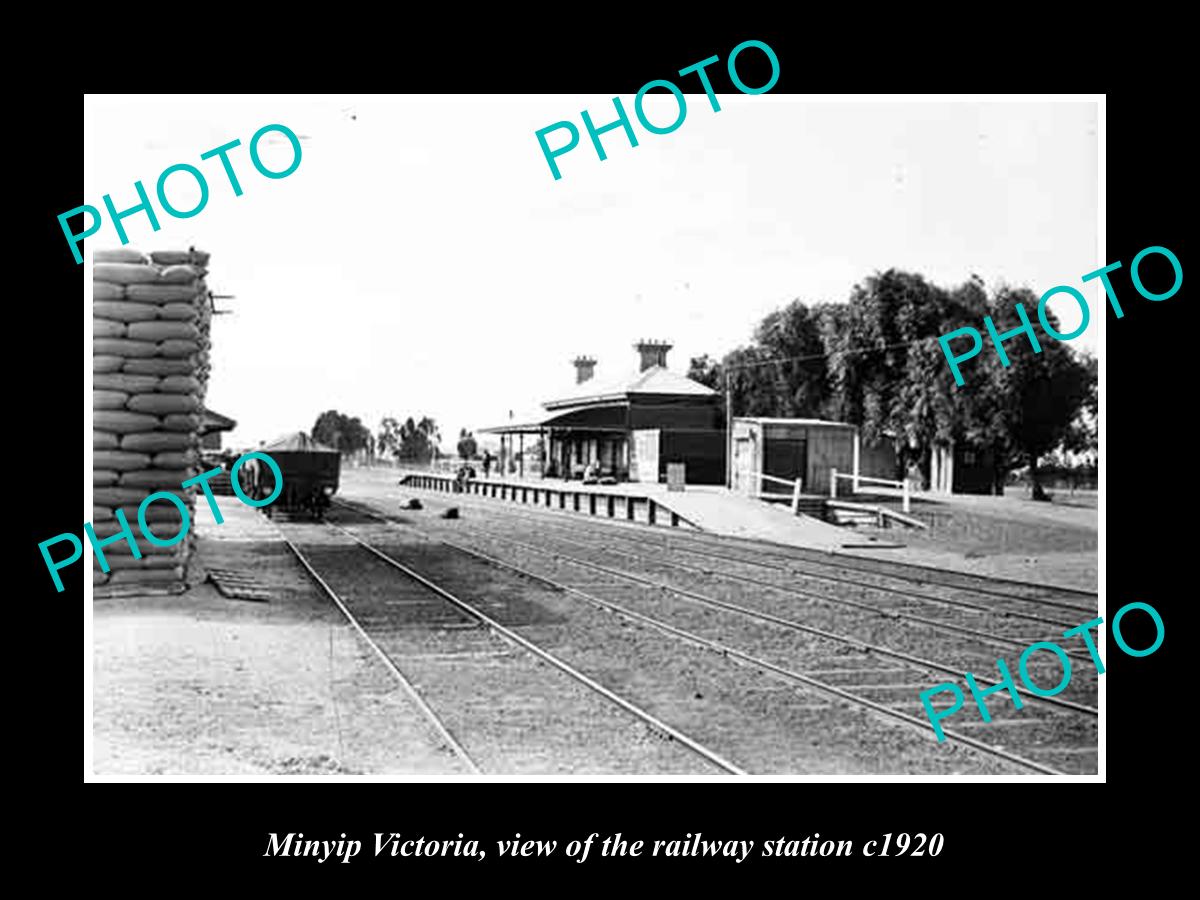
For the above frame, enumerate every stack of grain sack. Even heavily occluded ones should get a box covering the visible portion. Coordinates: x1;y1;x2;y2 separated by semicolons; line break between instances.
92;248;213;595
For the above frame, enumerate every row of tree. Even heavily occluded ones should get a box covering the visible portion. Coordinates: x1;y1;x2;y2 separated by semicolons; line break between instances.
687;270;1097;498
377;416;441;462
311;410;374;456
311;411;481;463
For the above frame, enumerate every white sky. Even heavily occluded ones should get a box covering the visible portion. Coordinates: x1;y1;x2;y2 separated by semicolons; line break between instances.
84;95;1098;450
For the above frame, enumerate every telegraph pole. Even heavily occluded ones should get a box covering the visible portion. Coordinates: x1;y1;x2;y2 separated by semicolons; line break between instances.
725;368;733;489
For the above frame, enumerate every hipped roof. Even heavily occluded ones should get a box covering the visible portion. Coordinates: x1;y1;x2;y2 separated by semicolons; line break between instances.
482;365;717;434
543;364;716;409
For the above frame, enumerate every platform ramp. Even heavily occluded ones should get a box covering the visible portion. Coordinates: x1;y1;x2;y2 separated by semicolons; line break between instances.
398;472;897;552
653;487;899;551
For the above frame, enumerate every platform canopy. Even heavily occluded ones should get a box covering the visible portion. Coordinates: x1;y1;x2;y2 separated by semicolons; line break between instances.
733;417;856;429
479;404;549;436
480;406;631;436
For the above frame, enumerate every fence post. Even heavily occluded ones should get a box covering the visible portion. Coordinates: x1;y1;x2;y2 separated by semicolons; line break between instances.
792;478;802;515
830;468;838;499
903;478;911;514
852;430;861;493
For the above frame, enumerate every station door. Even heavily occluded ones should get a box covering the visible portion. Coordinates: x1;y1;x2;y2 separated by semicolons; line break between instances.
763;438;807;494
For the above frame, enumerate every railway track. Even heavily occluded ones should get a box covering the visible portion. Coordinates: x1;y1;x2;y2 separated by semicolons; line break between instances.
274;522;480;775
366;490;1101;682
271;517;746;776
672;532;1097;613
520;515;1095;630
346;497;1099;710
428;507;1095;660
335;498;1097;775
392;483;1097;618
419;515;1101;701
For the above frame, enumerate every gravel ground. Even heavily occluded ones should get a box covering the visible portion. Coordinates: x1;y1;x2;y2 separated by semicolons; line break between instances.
332;494;1057;775
375;464;1098;589
363;491;1099;698
841;497;1097;590
345;473;1097;775
92;505;468;777
475;508;1095;624
92;474;1096;777
432;520;1097;773
445;510;1093;650
386;478;1098;601
281;520;718;775
847;547;1097;592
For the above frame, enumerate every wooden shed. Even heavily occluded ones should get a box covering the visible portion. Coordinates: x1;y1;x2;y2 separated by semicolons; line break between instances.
731;418;858;497
929;440;997;495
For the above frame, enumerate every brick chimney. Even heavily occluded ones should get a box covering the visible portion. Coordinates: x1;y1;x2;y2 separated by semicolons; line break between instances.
572;355;597;384
634;339;672;372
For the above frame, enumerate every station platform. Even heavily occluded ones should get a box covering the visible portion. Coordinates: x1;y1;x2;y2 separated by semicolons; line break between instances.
396;471;900;552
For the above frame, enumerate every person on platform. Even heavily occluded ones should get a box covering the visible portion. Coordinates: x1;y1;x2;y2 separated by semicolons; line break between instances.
454;462;477;493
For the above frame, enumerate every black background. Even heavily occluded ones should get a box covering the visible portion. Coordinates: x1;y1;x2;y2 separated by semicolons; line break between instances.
23;19;1185;886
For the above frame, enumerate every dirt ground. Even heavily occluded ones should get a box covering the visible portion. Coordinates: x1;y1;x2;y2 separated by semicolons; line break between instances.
91;505;466;777
341;478;1081;774
92;476;1096;776
842;490;1098;590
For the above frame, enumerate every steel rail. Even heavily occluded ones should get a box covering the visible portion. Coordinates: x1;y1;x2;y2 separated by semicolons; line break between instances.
500;510;1086;629
340;505;1070;776
449;513;1094;661
322;520;749;777
744;542;1096;610
419;515;1099;717
344;498;1099;715
271;521;481;775
395;486;1096;616
637;523;1099;609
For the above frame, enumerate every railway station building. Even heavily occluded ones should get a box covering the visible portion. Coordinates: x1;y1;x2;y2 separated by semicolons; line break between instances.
482;339;993;495
484;340;727;485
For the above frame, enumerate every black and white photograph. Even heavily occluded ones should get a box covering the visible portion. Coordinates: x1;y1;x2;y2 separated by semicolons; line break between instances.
79;91;1105;781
